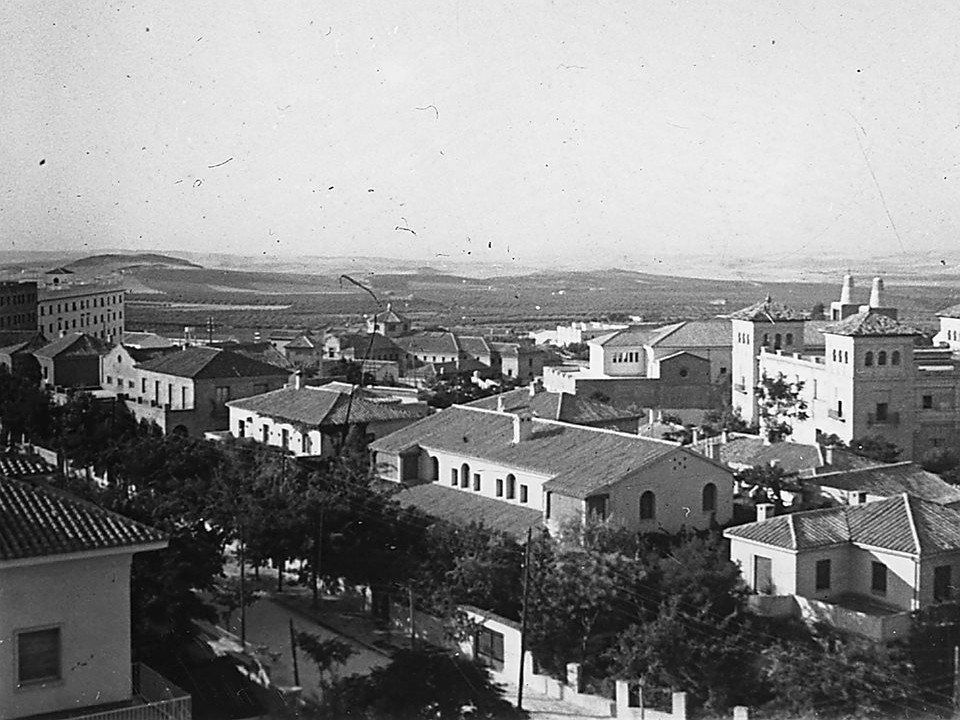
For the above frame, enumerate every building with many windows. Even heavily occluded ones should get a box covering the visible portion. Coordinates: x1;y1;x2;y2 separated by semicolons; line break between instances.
0;281;38;341
730;276;960;460
371;404;733;538
37;281;125;343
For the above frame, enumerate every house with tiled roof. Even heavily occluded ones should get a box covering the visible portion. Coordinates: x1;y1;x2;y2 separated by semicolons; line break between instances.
0;332;48;379
467;384;644;432
810;461;960;508
366;302;411;337
932;302;960;350
724;495;960;640
33;332;110;389
0;476;189;719
226;381;427;457
732;276;956;460
284;333;322;367
106;346;290;436
489;340;545;383
371;404;733;538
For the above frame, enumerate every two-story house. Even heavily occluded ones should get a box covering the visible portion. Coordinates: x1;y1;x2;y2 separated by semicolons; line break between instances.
371;404;733;538
0;476;189;720
34;332;109;390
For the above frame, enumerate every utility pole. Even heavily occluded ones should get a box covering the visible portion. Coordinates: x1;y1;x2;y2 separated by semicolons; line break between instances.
206;315;215;344
289;618;300;687
517;527;533;711
409;586;417;649
312;507;323;611
953;645;959;717
239;521;247;647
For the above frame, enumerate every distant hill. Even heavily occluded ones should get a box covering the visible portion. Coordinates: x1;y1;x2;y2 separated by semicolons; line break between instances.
67;253;202;271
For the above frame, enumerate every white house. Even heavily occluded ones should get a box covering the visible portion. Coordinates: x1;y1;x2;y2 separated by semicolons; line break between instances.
370;404;734;537
0;476;185;720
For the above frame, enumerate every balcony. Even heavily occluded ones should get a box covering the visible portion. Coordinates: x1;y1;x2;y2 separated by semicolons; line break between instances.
733;382;748;394
867;412;900;426
56;664;191;720
827;409;845;422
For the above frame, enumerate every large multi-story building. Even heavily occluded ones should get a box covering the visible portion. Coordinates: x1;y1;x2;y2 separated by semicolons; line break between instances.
732;276;960;460
37;281;125;343
0;281;39;340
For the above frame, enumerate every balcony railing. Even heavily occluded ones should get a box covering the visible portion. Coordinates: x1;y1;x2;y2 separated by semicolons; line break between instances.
65;664;191;720
827;409;845;422
868;412;900;426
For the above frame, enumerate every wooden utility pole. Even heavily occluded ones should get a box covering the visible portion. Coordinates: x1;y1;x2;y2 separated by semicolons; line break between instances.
517;527;533;710
953;645;960;716
239;523;247;647
289;618;300;687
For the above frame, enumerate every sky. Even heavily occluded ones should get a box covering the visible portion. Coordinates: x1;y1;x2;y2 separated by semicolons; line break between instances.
2;0;960;268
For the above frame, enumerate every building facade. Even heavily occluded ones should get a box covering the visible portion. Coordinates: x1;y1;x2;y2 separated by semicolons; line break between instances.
38;282;125;343
0;281;38;337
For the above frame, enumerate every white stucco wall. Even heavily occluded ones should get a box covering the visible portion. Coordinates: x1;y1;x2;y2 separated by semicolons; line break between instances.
849;545;918;611
0;553;134;719
728;537;798;595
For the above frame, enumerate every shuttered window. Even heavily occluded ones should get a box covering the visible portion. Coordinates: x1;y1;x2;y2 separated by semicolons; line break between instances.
18;627;61;685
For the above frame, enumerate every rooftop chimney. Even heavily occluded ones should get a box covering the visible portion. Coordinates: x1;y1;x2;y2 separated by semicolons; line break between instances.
824;445;834;466
513;411;534;443
721;429;729;444
497;394;505;412
756;503;775;522
840;274;854;304
709;442;722;462
292;370;302;390
692;428;701;445
869;277;884;308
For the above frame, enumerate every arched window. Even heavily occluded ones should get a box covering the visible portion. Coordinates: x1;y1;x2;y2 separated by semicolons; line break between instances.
639;491;656;520
506;474;517;499
461;463;470;488
864;351;873;367
774;333;782;349
878;351;887;366
702;483;717;512
892;351;901;366
430;456;440;482
786;333;794;346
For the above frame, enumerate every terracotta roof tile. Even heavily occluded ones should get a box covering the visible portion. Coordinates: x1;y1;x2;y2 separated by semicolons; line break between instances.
823;310;922;337
814;463;960;505
394;483;542;539
227;386;422;427
34;332;110;359
0;477;166;561
729;297;805;323
135;346;289;380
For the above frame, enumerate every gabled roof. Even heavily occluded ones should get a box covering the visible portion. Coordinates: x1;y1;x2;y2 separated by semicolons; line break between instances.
371;406;711;499
0;477;166;562
724;495;960;556
937;304;960;319
823;310;922;337
34;332;110;359
729;297;805;323
226;385;422;427
0;333;49;357
0;455;56;479
646;320;731;348
45;266;74;275
286;334;318;349
370;303;408;325
395;332;460;356
692;435;822;475
394;483;542;539
813;462;960;505
213;341;294;370
466;388;641;426
135;346;290;380
122;332;174;349
337;333;403;355
459;336;492;358
589;326;657;347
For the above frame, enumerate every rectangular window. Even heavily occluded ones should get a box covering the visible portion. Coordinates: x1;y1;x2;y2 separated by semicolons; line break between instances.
496;478;503;497
281;428;289;450
923;395;933;409
815;559;831;590
476;627;505;668
935;565;953;602
262;426;269;443
473;473;481;491
875;402;888;422
586;495;607;520
451;468;458;486
754;556;773;594
215;386;231;404
546;491;552;519
520;484;528;503
17;627;61;685
871;561;887;594
238;420;245;438
303;434;312;454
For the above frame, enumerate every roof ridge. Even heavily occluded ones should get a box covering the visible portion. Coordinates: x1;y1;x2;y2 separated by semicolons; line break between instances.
903;493;922;556
787;513;798;550
535;416;681;446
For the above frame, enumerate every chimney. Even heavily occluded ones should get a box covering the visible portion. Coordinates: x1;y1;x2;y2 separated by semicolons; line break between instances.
869;277;884;308
840;274;854;304
824;445;834;466
709;442;721;462
512;411;534;443
292;370;302;390
756;503;775;522
721;429;729;444
497;394;505;412
692;428;701;445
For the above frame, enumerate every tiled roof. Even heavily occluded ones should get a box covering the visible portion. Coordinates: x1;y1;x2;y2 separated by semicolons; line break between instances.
823;310;922;337
467;388;640;425
724;495;960;555
489;341;519;357
0;477;166;561
804;321;831;347
337;333;403;355
135;346;290;380
34;332;110;359
371;405;691;499
393;483;543;539
729;297;805;323
646;320;731;348
590;326;657;347
126;346;180;363
0;455;56;478
214;342;294;370
937;304;960;319
814;462;960;505
692;435;822;475
46;267;74;274
395;332;460;356
285;335;317;349
459;336;492;358
0;333;49;357
371;304;408;324
227;385;422;427
122;332;174;349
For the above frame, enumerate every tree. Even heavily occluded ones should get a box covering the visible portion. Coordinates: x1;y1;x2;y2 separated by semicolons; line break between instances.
809;302;826;320
735;464;799;511
0;365;52;446
849;434;901;463
294;631;354;690
756;373;808;443
317;649;522;720
919;447;959;475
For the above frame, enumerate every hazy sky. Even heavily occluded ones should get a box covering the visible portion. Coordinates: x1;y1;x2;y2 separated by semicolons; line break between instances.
3;0;959;267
